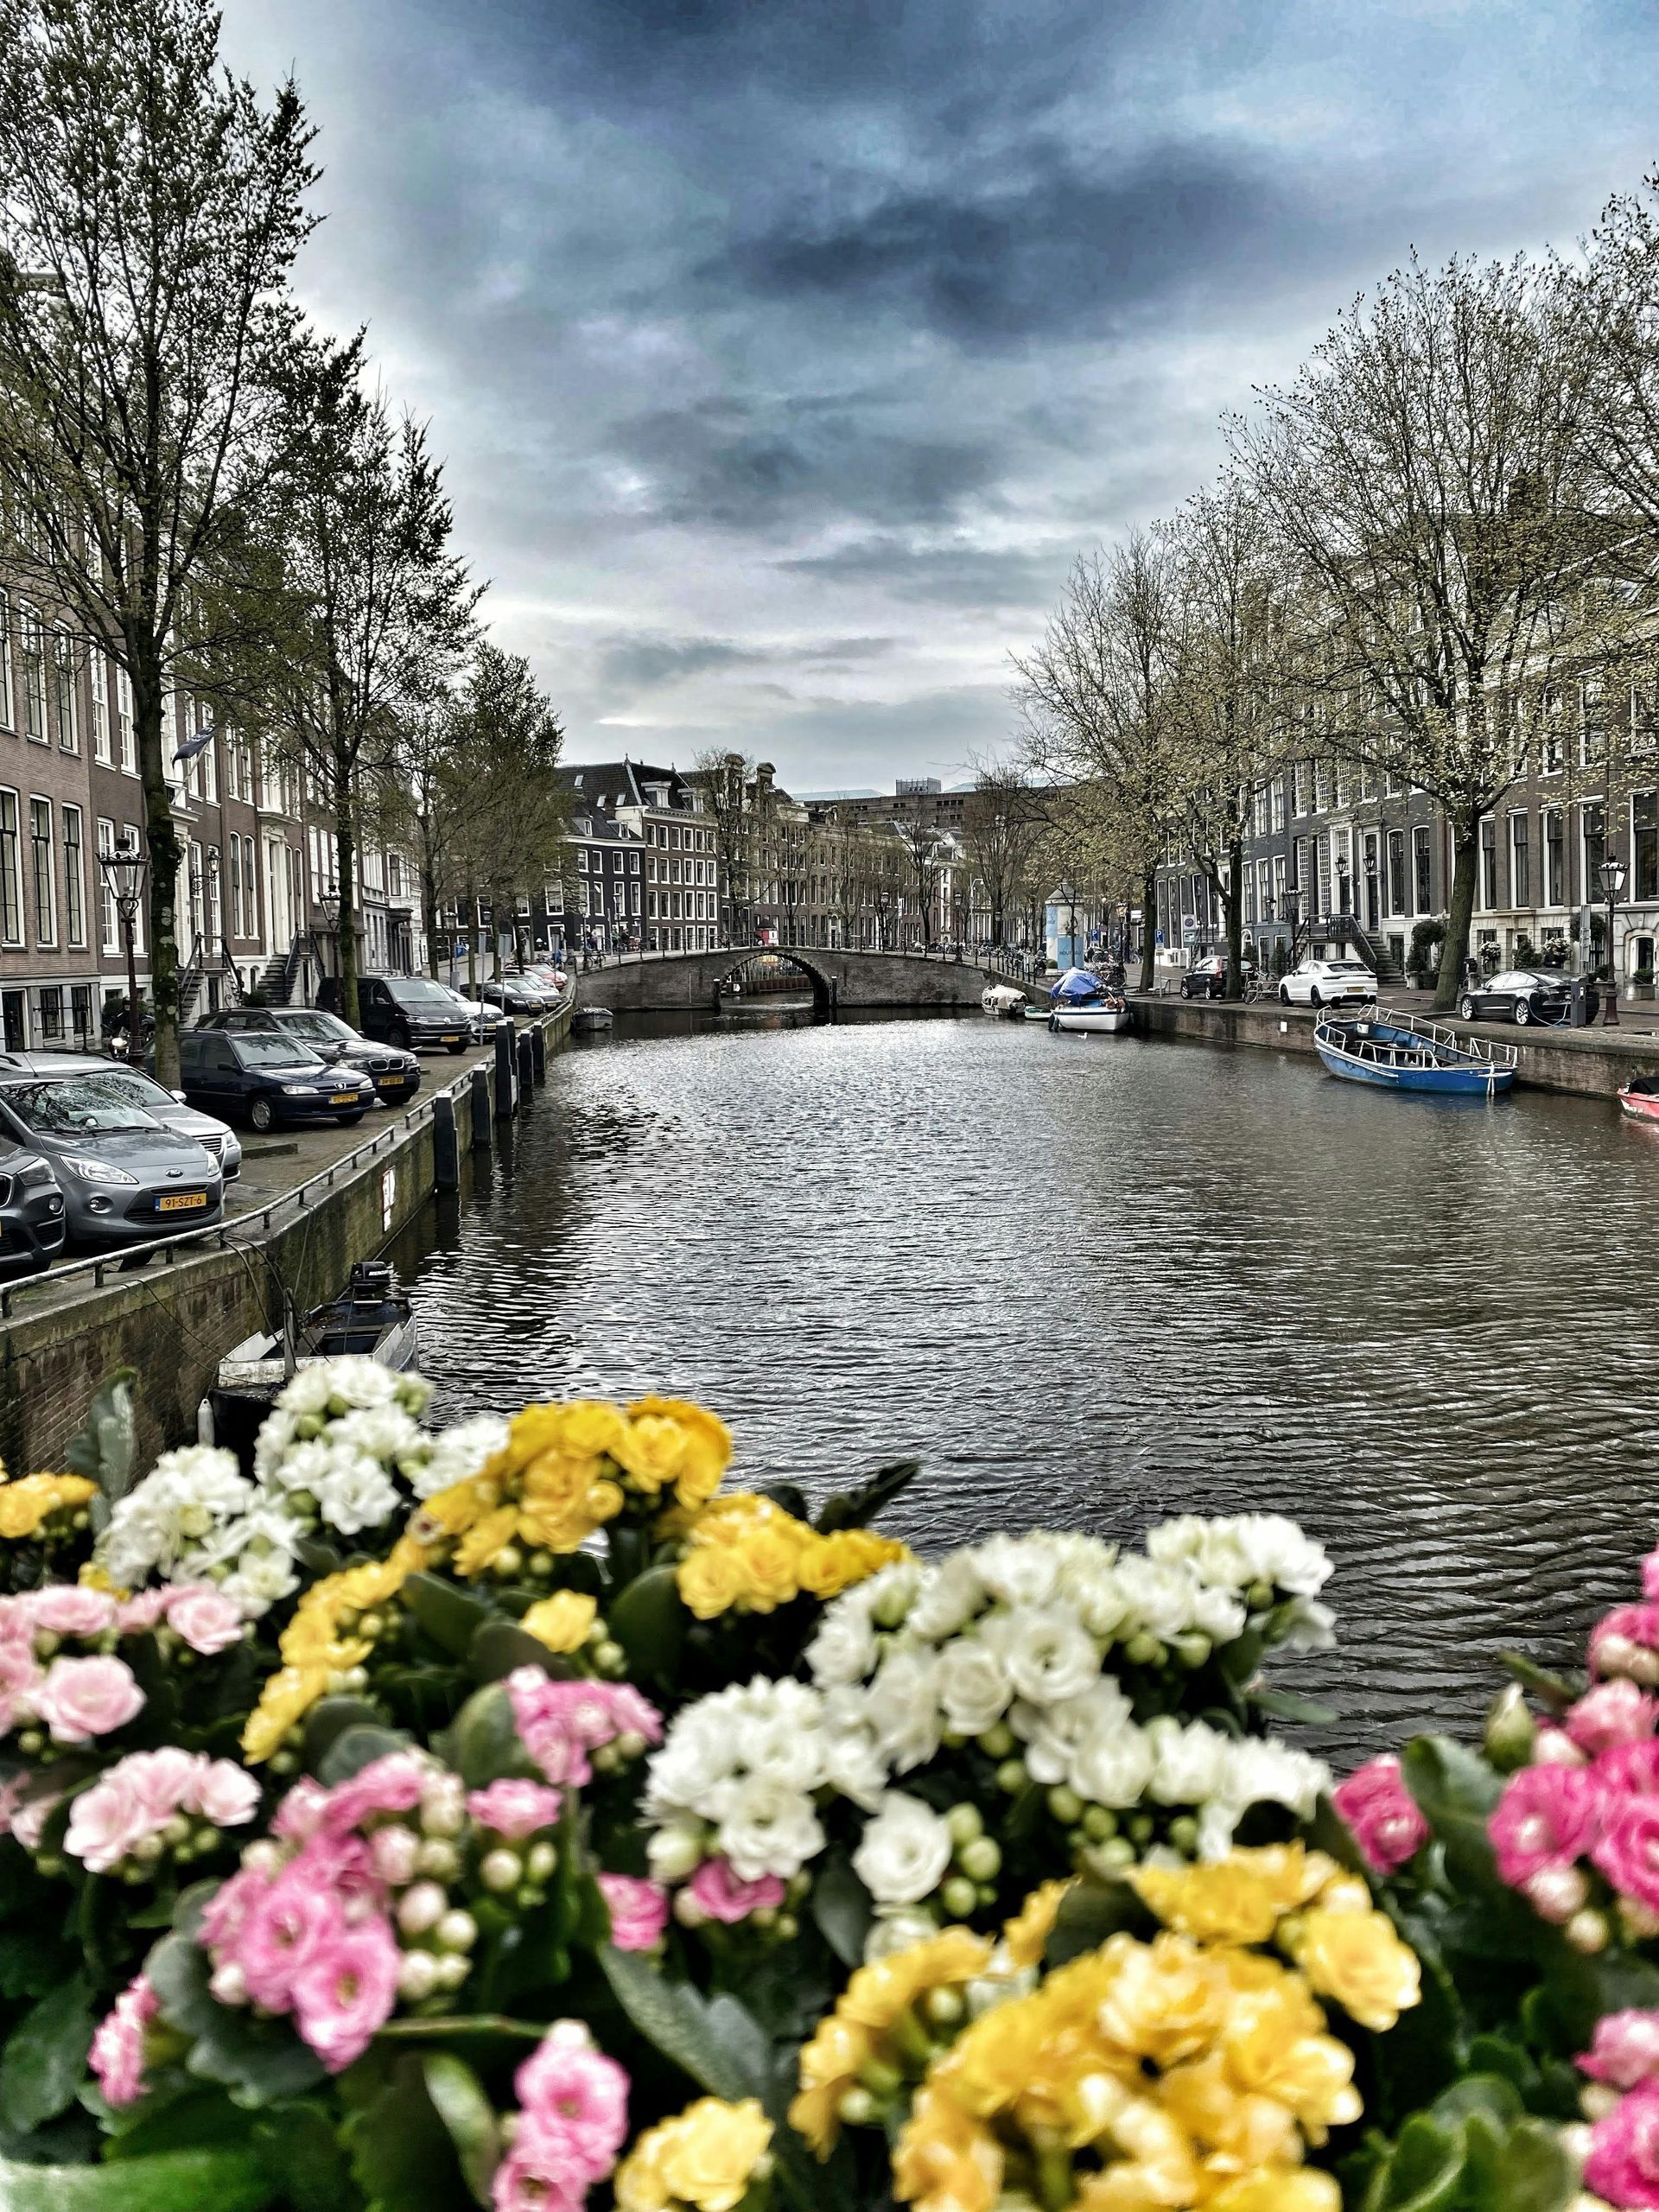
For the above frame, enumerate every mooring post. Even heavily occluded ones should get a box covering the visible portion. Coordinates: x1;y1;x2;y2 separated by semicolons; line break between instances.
494;1021;517;1118
517;1030;535;1097
469;1066;493;1149
531;1022;546;1081
433;1092;461;1191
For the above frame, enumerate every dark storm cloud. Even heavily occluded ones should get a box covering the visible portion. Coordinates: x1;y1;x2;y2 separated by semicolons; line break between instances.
780;537;1075;612
597;633;770;689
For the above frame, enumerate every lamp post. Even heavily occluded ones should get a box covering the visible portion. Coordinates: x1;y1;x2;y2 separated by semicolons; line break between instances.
321;887;342;975
97;837;149;1063
1602;851;1627;1027
1336;852;1351;916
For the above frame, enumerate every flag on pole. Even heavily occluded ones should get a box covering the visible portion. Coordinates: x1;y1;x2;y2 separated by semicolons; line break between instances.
175;723;215;765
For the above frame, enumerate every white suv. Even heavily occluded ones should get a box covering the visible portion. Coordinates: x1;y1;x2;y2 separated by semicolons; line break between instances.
1279;957;1376;1007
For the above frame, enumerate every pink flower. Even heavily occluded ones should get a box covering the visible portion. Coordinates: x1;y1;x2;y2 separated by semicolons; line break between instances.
317;1753;429;1836
1596;1800;1659;1916
0;1596;35;1643
165;1586;245;1656
66;1765;153;1873
600;1683;664;1747
1592;1604;1659;1679
1331;1755;1429;1876
128;1747;206;1827
1599;1741;1659;1797
272;1777;331;1845
89;1973;158;2109
468;1779;564;1842
491;2138;583;2212
10;1784;65;1852
1489;1764;1601;1890
199;1863;269;1955
115;1590;170;1635
235;1873;346;2011
369;1824;421;1885
1586;2079;1659;2208
299;1833;386;1924
598;1874;669;1952
1568;1679;1659;1757
0;1640;43;1733
31;1587;117;1638
1584;2012;1659;2090
190;1760;261;1829
35;1655;144;1744
687;1855;786;1924
289;1916;401;2072
1644;1551;1659;1603
514;2023;630;2184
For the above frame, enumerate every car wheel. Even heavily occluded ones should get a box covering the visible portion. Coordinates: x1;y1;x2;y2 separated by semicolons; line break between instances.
1179;981;1192;999
1459;995;1476;1021
1514;999;1531;1027
1308;987;1321;1008
249;1096;276;1134
337;1110;366;1126
446;1038;467;1054
1279;985;1291;1004
390;1021;412;1052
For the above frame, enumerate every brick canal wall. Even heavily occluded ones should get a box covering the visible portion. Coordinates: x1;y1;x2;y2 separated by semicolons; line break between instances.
1130;995;1659;1099
0;1003;571;1473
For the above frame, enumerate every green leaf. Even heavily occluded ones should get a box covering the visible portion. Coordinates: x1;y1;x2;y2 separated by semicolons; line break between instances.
1250;1687;1337;1726
65;1370;138;1528
302;1697;386;1775
1045;1875;1147;1967
340;2052;467;2212
0;1975;94;2133
400;1574;492;1661
814;1460;919;1535
598;1947;770;2105
468;1619;573;1686
423;2053;500;2208
252;2102;357;2212
808;1852;873;1971
439;1685;521;1789
1497;1651;1578;1716
1461;2107;1577;2212
759;1483;810;1522
607;1565;687;1682
0;1921;71;2000
1362;2113;1465;2212
0;2146;278;2212
317;1725;413;1787
1401;1735;1503;1891
292;1537;345;1580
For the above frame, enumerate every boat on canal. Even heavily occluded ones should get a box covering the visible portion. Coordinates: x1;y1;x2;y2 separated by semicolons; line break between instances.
1313;1008;1516;1096
981;982;1028;1017
1618;1076;1659;1125
1046;967;1133;1035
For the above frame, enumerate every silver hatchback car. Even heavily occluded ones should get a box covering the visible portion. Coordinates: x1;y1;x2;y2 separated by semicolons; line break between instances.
0;1052;242;1180
0;1074;224;1252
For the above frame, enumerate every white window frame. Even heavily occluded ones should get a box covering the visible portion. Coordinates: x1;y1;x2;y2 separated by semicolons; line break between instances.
0;791;22;945
61;803;85;948
29;797;54;945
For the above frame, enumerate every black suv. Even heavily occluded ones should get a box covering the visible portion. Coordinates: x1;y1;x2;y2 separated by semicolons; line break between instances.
0;1135;66;1281
316;975;471;1054
198;1007;421;1104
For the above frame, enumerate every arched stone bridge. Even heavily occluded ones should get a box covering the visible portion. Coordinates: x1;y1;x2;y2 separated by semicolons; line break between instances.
573;947;997;1016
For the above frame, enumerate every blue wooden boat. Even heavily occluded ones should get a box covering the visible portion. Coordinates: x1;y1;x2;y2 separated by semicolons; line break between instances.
1313;1009;1516;1096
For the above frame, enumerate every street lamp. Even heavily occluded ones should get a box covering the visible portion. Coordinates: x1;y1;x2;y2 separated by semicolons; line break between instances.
1336;852;1351;914
96;836;149;1063
1601;851;1627;1027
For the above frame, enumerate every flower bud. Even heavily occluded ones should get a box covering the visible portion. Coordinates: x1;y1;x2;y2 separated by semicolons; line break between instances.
872;1585;911;1631
994;1759;1027;1796
945;1804;984;1849
674;1889;709;1929
132;1832;166;1864
1085;1838;1135;1876
1124;1632;1166;1669
371;1825;421;1887
16;1730;43;1758
435;1910;478;1953
836;2087;879;2127
397;1949;440;2003
1166;1816;1200;1857
525;1840;558;1884
941;1875;979;1920
648;1825;702;1883
492;1548;524;1581
1483;1683;1536;1773
1581;2082;1620;2122
244;1840;283;1877
925;1986;964;2029
1081;1807;1117;1841
614;1731;647;1763
209;1961;248;2005
435;1951;470;1991
1618;1896;1659;1942
594;1639;626;1676
978;1723;1014;1761
397;1881;448;1937
1173;1635;1211;1670
774;1911;798;1942
1127;1813;1154;1847
1523;1865;1588;1923
162;1814;191;1848
416;1838;461;1881
1566;1909;1610;1955
528;1552;554;1579
591;1744;621;1776
958;1837;1001;1883
480;1849;523;1894
1534;1728;1588;1769
1246;1579;1274;1612
1046;1787;1084;1828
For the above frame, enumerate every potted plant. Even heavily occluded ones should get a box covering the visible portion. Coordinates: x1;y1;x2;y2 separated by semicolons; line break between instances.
1408;915;1446;990
1633;964;1656;1001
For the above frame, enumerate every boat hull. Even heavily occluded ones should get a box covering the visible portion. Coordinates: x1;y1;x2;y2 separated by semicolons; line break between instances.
1619;1086;1659;1123
1050;1006;1133;1033
1314;1040;1512;1093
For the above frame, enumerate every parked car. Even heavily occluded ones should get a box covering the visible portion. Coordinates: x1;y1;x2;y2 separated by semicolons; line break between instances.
480;977;549;1018
1178;953;1256;1000
0;1052;244;1181
0;1135;66;1280
177;1031;378;1135
316;975;471;1054
0;1074;224;1251
197;1007;420;1105
1457;969;1595;1027
441;987;508;1042
1279;957;1378;1007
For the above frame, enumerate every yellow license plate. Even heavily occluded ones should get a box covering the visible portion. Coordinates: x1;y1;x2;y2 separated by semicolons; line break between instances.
330;1092;358;1106
158;1192;207;1213
442;1033;462;1044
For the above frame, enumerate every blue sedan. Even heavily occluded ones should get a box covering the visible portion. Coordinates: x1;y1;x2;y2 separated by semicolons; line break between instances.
178;1031;378;1134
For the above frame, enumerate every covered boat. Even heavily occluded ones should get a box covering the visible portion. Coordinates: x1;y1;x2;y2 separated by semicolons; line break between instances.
981;982;1028;1017
1313;1010;1516;1096
1618;1075;1659;1125
1046;967;1133;1035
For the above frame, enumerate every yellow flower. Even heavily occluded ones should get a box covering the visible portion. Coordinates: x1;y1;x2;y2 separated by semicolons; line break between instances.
521;1589;598;1653
614;2097;771;2212
728;1527;804;1612
1207;2174;1341;2212
241;1664;329;1763
677;1545;747;1620
1134;1847;1336;1949
839;1929;993;2032
789;2015;874;2154
628;1396;733;1508
1093;1931;1229;2070
418;1477;493;1538
892;2082;1003;2212
1001;1878;1073;1969
798;1528;911;1599
613;1413;691;1496
454;1504;523;1579
0;1472;95;1540
517;1471;625;1555
556;1400;632;1462
1286;1907;1421;2033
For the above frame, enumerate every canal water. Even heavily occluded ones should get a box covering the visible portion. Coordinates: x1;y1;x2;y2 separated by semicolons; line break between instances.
394;1010;1659;1761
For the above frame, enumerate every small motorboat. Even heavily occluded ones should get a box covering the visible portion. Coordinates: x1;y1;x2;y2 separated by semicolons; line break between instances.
1046;967;1133;1036
1022;1002;1053;1021
1618;1075;1659;1124
981;982;1028;1017
571;1006;613;1033
1314;1010;1516;1096
198;1262;420;1467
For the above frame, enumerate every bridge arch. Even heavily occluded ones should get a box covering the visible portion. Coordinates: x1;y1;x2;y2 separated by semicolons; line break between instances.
713;948;834;1015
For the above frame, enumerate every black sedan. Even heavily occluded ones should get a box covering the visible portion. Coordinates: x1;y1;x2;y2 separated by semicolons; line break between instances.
197;1007;421;1105
178;1031;378;1134
480;977;549;1017
0;1135;66;1280
1457;969;1597;1027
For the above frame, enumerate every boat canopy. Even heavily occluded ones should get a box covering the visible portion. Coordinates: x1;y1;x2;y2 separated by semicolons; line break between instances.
1050;968;1104;1003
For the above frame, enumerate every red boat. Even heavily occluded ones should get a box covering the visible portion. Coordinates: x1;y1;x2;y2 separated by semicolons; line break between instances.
1618;1077;1659;1124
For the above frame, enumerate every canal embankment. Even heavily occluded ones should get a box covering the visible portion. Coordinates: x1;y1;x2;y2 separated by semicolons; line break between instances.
1130;990;1659;1098
0;998;573;1471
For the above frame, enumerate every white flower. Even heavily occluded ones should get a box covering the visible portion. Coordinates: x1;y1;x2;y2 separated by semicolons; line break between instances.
1219;1739;1331;1825
906;1554;988;1643
863;1648;944;1774
1146;1719;1232;1807
863;1908;940;1962
1147;1516;1253;1588
1188;1586;1248;1644
986;1605;1099;1707
852;1792;954;1906
409;1414;511;1499
717;1772;824;1882
1015;1680;1133;1785
312;1453;401;1536
1114;1558;1202;1643
1272;1597;1338;1655
972;1535;1063;1611
1230;1515;1332;1598
1070;1725;1155;1809
934;1638;1014;1737
805;1601;880;1688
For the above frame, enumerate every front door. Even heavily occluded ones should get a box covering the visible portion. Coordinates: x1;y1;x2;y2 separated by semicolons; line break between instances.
1364;835;1380;930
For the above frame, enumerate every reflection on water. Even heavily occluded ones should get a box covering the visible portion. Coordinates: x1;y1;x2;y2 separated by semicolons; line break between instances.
394;1010;1659;1759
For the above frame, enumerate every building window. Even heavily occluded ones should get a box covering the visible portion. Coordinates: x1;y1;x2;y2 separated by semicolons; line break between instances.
1412;825;1432;916
62;804;85;947
89;647;111;763
0;592;10;728
207;848;222;941
1583;804;1605;904
0;794;21;944
1636;792;1659;904
228;835;242;938
96;818;118;952
1479;817;1497;910
1509;812;1530;908
1388;830;1407;916
116;667;135;772
54;631;78;752
1544;809;1566;906
17;608;46;741
29;799;54;943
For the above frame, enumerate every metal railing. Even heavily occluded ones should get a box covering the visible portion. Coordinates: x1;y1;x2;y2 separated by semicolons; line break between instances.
0;989;575;1321
1367;1005;1520;1069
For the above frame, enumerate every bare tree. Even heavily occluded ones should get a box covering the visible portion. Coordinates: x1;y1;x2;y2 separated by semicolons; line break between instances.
0;0;317;1080
892;801;945;948
961;762;1045;950
1229;251;1609;1009
693;748;755;944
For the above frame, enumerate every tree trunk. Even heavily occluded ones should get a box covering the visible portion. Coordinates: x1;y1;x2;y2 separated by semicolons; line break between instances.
134;658;183;1088
332;753;360;1030
1435;823;1479;1013
465;876;479;995
421;861;441;981
1224;836;1244;995
1138;866;1158;992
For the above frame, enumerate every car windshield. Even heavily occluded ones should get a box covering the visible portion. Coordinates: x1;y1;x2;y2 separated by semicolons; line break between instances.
386;980;455;1006
1;1077;160;1135
73;1071;175;1114
284;1011;356;1042
232;1037;326;1071
1329;962;1371;973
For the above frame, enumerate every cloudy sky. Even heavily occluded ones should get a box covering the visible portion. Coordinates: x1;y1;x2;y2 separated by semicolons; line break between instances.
219;0;1659;791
